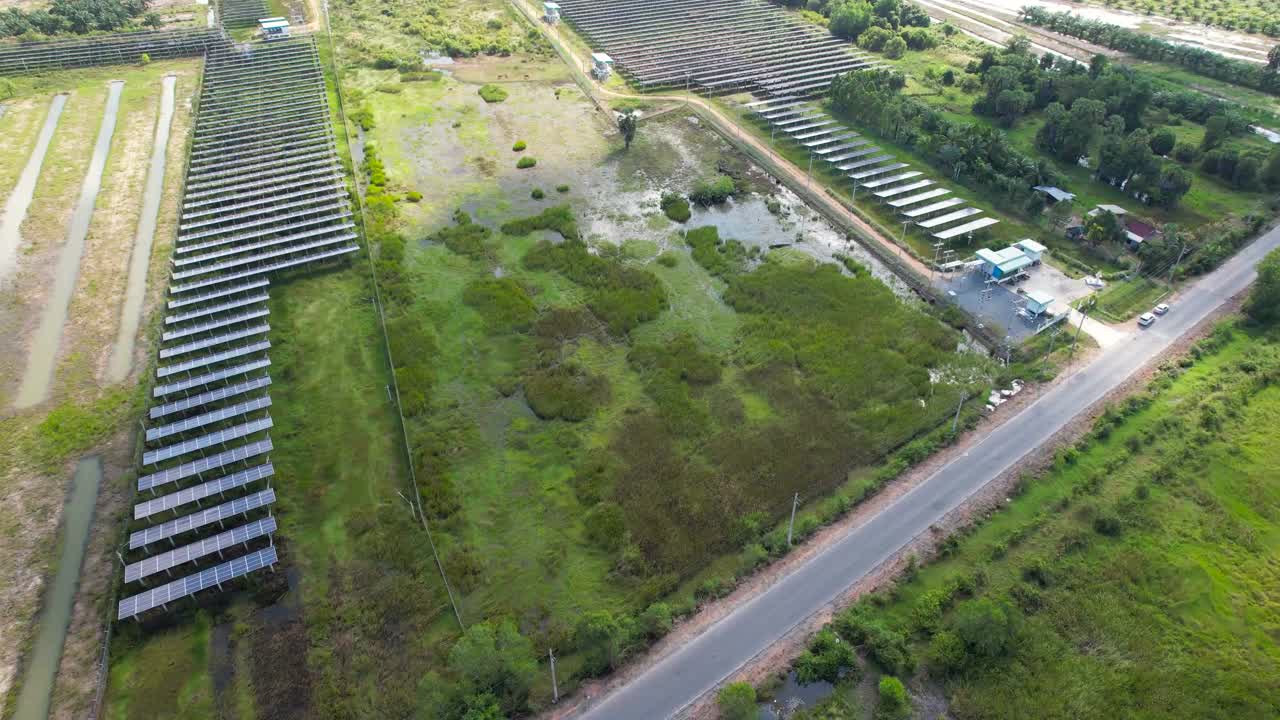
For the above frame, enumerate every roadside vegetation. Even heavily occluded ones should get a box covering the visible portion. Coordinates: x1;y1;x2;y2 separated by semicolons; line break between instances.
1077;0;1280;37
763;302;1280;718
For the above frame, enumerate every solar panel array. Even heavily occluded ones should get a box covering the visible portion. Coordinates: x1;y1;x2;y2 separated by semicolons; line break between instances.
219;0;271;28
555;0;881;96
747;95;1001;245
119;35;358;621
0;28;223;75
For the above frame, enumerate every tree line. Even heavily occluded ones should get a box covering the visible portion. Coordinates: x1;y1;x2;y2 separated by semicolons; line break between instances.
775;0;937;60
0;0;157;38
1019;7;1280;97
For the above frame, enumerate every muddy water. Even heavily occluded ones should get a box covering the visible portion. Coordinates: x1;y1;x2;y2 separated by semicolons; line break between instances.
15;80;124;409
0;93;68;285
11;457;103;720
758;670;836;719
107;75;176;383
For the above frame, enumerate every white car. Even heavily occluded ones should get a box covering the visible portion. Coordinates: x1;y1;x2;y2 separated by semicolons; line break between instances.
1138;312;1156;327
1154;303;1170;315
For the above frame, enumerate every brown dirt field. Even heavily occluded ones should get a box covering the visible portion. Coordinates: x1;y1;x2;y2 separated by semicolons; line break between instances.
0;59;198;716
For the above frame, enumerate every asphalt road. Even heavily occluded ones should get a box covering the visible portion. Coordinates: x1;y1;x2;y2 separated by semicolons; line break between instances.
576;223;1280;720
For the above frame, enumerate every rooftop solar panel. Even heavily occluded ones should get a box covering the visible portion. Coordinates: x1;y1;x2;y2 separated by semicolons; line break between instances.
117;546;277;620
124;516;277;583
137;438;273;492
143;417;274;466
150;374;272;417
133;462;274;520
129;487;276;549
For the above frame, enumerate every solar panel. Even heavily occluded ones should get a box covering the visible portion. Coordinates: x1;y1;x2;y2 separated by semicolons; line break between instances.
166;277;268;308
901;197;965;219
874;180;934;198
918;207;982;229
133;462;274;520
861;170;921;189
156;340;271;378
887;188;951;209
851;164;911;182
124;516;277;583
137;438;273;492
168;238;358;294
129;487;276;549
153;358;272;397
163;307;269;340
150;374;272;417
117;545;277;620
143;417;274;465
159;325;270;360
932;217;999;240
147;395;273;442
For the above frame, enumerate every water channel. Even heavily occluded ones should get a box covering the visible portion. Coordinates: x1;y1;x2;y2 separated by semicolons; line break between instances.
15;80;124;409
107;74;177;383
11;457;103;720
0;93;68;285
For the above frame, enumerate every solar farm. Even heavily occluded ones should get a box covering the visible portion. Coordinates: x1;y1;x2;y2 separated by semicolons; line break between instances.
555;0;881;95
111;36;357;621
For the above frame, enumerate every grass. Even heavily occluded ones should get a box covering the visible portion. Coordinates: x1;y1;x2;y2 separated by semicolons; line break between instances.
787;324;1280;719
105;614;214;720
1090;276;1169;322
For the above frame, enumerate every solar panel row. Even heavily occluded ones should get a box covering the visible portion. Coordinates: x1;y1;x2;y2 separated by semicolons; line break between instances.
118;546;277;620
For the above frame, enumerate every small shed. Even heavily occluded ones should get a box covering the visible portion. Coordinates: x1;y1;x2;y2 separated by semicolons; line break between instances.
259;17;290;40
591;52;614;80
543;1;561;23
1033;185;1075;204
1014;238;1047;264
975;246;1031;281
1123;218;1160;250
1024;290;1054;317
1087;204;1127;218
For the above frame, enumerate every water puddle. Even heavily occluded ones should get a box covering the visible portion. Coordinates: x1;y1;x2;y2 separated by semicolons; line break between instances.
0;93;68;285
107;74;177;383
759;670;836;719
15;80;124;409
11;457;103;720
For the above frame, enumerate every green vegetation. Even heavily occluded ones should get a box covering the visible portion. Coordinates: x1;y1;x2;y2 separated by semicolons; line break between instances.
688;175;736;206
512;140;527;151
478;83;508;103
531;187;545;199
718;682;759;720
659;191;691;222
556;183;570;193
0;0;152;37
329;0;550;65
1077;0;1279;36
1244;247;1280;326
780;323;1280;719
501;204;578;240
516;155;537;169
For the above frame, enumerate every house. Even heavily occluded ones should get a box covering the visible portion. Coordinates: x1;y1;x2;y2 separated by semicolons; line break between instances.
1033;185;1075;204
1087;204;1127;219
975;246;1032;281
1123;218;1161;250
1014;238;1047;264
1023;290;1054;317
1065;220;1085;241
259;17;290;40
591;53;614;80
543;2;561;23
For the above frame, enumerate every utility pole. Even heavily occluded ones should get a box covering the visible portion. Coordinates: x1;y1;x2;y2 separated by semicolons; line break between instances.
951;391;969;434
684;70;690;108
807;152;814;187
1069;299;1092;363
786;492;799;546
1168;241;1189;285
549;648;559;703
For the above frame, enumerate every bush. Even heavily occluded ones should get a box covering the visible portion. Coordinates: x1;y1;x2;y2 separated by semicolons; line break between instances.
479;84;509;102
584;502;627;551
660;192;692;222
405;190;422;202
883;35;907;59
429;210;490;258
685;225;747;279
501;205;578;240
640;602;673;639
718;682;758;720
556;184;570;193
512;140;527;151
523;233;668;335
951;598;1020;660
657;252;678;267
531;188;545;200
927;630;966;674
794;629;857;685
462;278;536;332
876;677;910;720
516;156;537;169
524;364;609;421
688;175;735;206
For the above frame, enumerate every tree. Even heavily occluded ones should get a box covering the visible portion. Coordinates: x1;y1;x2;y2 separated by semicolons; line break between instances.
940;68;955;85
1152;164;1192;208
1089;53;1108;78
1149;128;1175;156
142;11;161;28
830;0;873;41
882;34;907;59
1083;210;1122;247
718;682;758;720
447;619;537;714
873;0;901;26
618;110;637;150
575;610;621;675
794;629;857;685
1262;148;1280;189
1269;44;1280;71
1201;114;1229;150
876;676;911;720
1232;154;1261;189
1244;247;1280;326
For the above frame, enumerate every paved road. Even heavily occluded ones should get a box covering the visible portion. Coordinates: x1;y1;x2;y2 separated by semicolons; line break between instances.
576;223;1280;720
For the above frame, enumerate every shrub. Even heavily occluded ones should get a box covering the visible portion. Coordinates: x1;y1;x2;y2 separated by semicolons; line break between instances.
951;598;1020;659
657;252;678;267
429;210;490;258
513;140;527;151
523;232;668;335
688;175;735;206
685;225;747;278
556;184;570;193
399;70;443;82
1093;512;1123;536
462;278;536;332
501;205;578;240
524;364;609;421
927;630;966;674
794;629;857;685
516;156;537;169
640;602;673;639
883;35;907;59
718;682;757;720
584;502;627;551
405;190;423;202
876;677;910;720
660;192;692;222
531;188;545;200
478;84;509;103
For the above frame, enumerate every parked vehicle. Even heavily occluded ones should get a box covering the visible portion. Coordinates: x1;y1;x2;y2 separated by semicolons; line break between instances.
1154;303;1170;315
1138;312;1156;327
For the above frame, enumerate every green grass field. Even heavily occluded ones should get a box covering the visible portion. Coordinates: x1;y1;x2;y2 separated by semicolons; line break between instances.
781;323;1280;719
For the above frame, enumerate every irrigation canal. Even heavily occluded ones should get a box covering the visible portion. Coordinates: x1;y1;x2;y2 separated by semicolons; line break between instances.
0;93;67;285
